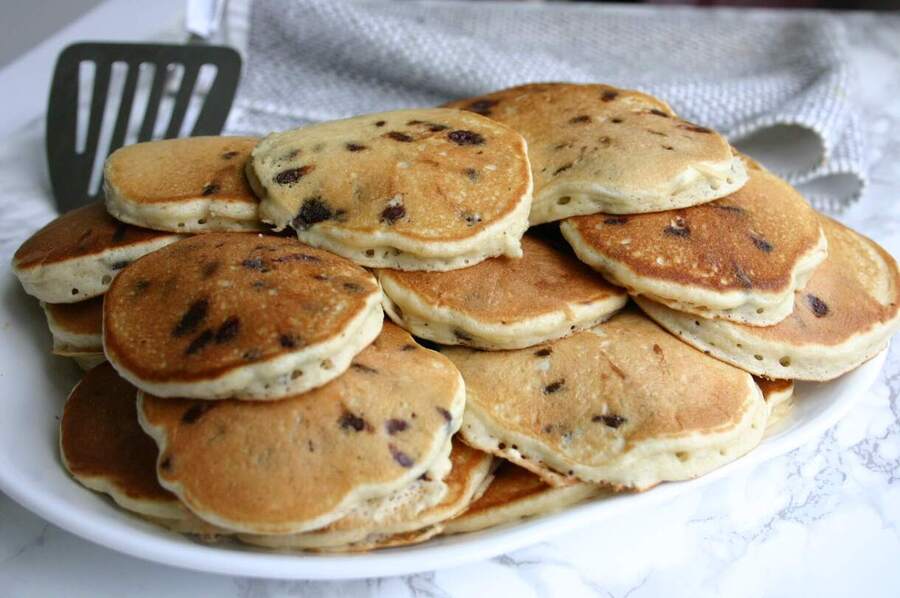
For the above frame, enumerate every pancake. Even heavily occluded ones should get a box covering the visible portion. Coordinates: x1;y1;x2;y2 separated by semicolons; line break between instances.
445;83;746;224
560;162;827;326
757;378;794;427
137;323;465;535
248;108;532;271
11;202;182;303
42;296;103;354
103;233;382;400
443;462;606;535
104;136;261;232
443;309;767;490
377;236;627;349
59;363;186;521
635;217;900;381
240;439;493;550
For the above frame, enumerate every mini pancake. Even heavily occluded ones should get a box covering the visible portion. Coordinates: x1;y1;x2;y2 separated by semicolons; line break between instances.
561;162;828;326
248;108;532;271
445;83;746;224
41;296;106;368
377;236;627;350
444;462;606;535
103;233;382;400
11;202;181;303
137;324;465;535
443;309;767;490
60;363;187;521
757;378;794;427
635;217;900;381
240;439;493;550
104;136;261;232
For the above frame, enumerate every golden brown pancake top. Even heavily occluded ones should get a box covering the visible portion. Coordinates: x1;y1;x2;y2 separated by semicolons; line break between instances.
460;462;551;518
378;236;626;323
13;202;175;269
251;108;531;242
723;217;899;346
45;296;103;335
103;233;379;384
444;309;758;463
445;83;736;201
139;324;462;533
755;377;793;400
564;163;823;294
104;136;258;205
60;363;176;504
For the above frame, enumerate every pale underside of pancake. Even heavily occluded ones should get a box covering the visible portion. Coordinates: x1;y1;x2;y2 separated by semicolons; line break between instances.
376;236;627;349
444;309;768;490
560;163;828;326
757;378;794;428
445;83;747;224
249;108;533;271
239;439;493;550
104;136;262;233
59;363;187;521
137;324;466;535
11;202;182;303
635;217;900;381
443;462;606;535
103;233;383;400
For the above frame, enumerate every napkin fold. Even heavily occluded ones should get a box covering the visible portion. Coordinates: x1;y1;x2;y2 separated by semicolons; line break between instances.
224;0;865;212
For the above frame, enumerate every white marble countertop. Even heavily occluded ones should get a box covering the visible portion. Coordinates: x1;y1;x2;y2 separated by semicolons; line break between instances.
1;4;898;597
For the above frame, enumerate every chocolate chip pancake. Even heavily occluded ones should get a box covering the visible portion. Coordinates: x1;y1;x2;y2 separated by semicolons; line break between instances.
137;324;465;534
443;309;767;490
443;462;605;535
240;439;493;550
42;296;105;369
103;233;382;400
12;202;182;303
377;235;627;349
636;217;900;381
104;136;261;232
248;108;532;271
561;161;827;326
445;83;746;224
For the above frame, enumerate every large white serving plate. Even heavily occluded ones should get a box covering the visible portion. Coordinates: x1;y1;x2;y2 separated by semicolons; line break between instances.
0;266;885;580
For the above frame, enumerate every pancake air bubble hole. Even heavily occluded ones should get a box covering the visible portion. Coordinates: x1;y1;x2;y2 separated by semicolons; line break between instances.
291;370;303;380
779;357;791;367
101;275;112;285
71;288;79;295
754;354;764;361
558;196;572;205
676;451;689;462
756;308;764;314
198;219;207;225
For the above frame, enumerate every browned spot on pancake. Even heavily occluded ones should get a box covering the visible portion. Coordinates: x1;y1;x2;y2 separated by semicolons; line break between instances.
543;379;565;394
465;99;498;115
339;410;367;432
662;145;674;151
807;294;829;317
647;130;667;136
274;165;314;185
221;151;239;160
601;90;619;102
569;115;591;124
389;444;414;467
214;316;240;344
592;414;626;428
385;131;414;142
604;216;629;225
380;203;406;225
173;299;209;337
374;120;386;127
134;279;151;294
292;196;333;230
181;403;216;424
202;183;219;196
185;329;214;355
385;419;408;435
598;136;612;148
607;358;626;379
342;281;363;293
448;130;485;146
279;334;297;348
534;347;552;357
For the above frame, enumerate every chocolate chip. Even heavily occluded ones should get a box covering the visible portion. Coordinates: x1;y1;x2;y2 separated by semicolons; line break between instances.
380;203;406;224
751;235;774;253
346;143;368;152
292;196;333;230
436;407;452;423
274;165;314;185
463;167;479;181
653;344;663;355
447;130;485;146
185;329;214;355
679;123;713;134
351;362;378;374
134;279;151;294
601;90;619;102
273;253;321;263
241;257;270;272
221;151;239;159
610;117;623;124
603;216;629;225
160;457;172;470
401;343;418;351
385;131;414;142
243;348;261;361
173;299;209;337
215;316;240;343
807;294;829;317
647;130;667;136
181;403;215;424
406;120;424;126
733;264;753;288
202;183;219;196
111;221;128;243
427;123;449;132
534;348;552;357
343;282;363;293
662;145;674;151
339;410;367;432
279;334;297;348
389;444;414;467
308;441;315;453
374;120;386;127
592;414;626;428
569;115;591;124
202;261;220;278
649;109;669;117
553;163;573;176
385;419;408;435
110;260;130;270
466;99;498;115
544;379;565;394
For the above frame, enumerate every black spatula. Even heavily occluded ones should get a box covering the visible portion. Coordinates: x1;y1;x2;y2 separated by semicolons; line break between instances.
46;42;241;213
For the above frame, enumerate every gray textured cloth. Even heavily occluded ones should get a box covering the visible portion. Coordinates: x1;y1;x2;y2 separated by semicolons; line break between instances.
224;0;864;212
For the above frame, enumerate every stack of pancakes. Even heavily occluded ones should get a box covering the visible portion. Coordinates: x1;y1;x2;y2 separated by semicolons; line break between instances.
12;84;899;550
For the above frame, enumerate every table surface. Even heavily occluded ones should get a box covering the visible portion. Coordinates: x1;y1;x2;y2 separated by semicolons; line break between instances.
0;3;898;597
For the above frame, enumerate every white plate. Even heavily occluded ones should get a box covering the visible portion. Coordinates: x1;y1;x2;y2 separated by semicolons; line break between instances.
0;267;885;580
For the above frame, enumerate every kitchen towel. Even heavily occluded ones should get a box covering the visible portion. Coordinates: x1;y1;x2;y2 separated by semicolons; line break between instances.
223;0;864;212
